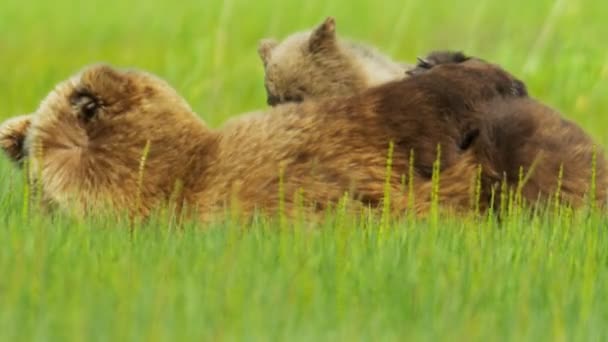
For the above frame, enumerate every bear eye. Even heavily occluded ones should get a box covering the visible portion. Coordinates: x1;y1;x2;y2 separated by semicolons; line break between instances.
71;91;101;122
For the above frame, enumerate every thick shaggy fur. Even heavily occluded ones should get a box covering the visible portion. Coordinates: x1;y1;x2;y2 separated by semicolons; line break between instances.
473;97;608;209
0;114;32;164
411;51;608;209
0;58;527;219
258;17;413;106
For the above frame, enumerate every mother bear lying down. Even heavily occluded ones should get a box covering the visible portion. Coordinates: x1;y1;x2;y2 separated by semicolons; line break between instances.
0;54;605;219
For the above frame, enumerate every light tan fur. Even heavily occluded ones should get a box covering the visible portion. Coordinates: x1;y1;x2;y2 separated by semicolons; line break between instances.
259;17;413;105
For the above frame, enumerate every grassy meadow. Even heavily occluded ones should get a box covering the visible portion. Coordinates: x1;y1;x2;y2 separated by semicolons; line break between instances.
1;0;608;340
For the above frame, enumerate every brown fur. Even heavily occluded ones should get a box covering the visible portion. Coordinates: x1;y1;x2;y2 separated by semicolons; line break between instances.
259;17;413;106
0;114;32;164
472;98;608;209
409;51;608;209
0;59;526;219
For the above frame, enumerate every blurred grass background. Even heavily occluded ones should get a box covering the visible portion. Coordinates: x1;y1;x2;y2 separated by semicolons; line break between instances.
0;0;606;134
1;0;608;341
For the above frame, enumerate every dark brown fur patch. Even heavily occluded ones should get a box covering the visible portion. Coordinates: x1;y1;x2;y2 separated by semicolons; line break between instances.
471;97;608;209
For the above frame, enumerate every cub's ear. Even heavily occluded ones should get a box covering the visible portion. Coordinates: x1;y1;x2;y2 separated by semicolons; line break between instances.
424;51;471;65
407;51;471;76
309;16;337;53
258;39;278;67
0;114;32;165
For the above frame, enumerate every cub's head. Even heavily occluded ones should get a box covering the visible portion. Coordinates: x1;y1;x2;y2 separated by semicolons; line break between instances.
1;64;211;216
258;17;367;106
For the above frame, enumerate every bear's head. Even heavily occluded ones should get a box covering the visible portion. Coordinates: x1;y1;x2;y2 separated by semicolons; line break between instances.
1;65;213;216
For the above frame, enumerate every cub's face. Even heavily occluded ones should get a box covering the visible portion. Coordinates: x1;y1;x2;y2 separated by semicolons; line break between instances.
1;64;203;215
258;17;366;106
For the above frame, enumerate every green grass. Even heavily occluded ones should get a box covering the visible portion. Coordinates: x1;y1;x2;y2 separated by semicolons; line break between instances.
1;0;608;340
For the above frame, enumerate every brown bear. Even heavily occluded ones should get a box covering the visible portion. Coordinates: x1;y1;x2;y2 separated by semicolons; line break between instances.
0;58;525;219
411;51;608;210
259;17;413;106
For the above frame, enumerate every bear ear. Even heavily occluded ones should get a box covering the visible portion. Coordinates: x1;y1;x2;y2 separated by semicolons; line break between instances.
258;38;278;66
80;64;136;100
0;114;32;165
77;64;141;117
309;17;337;53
